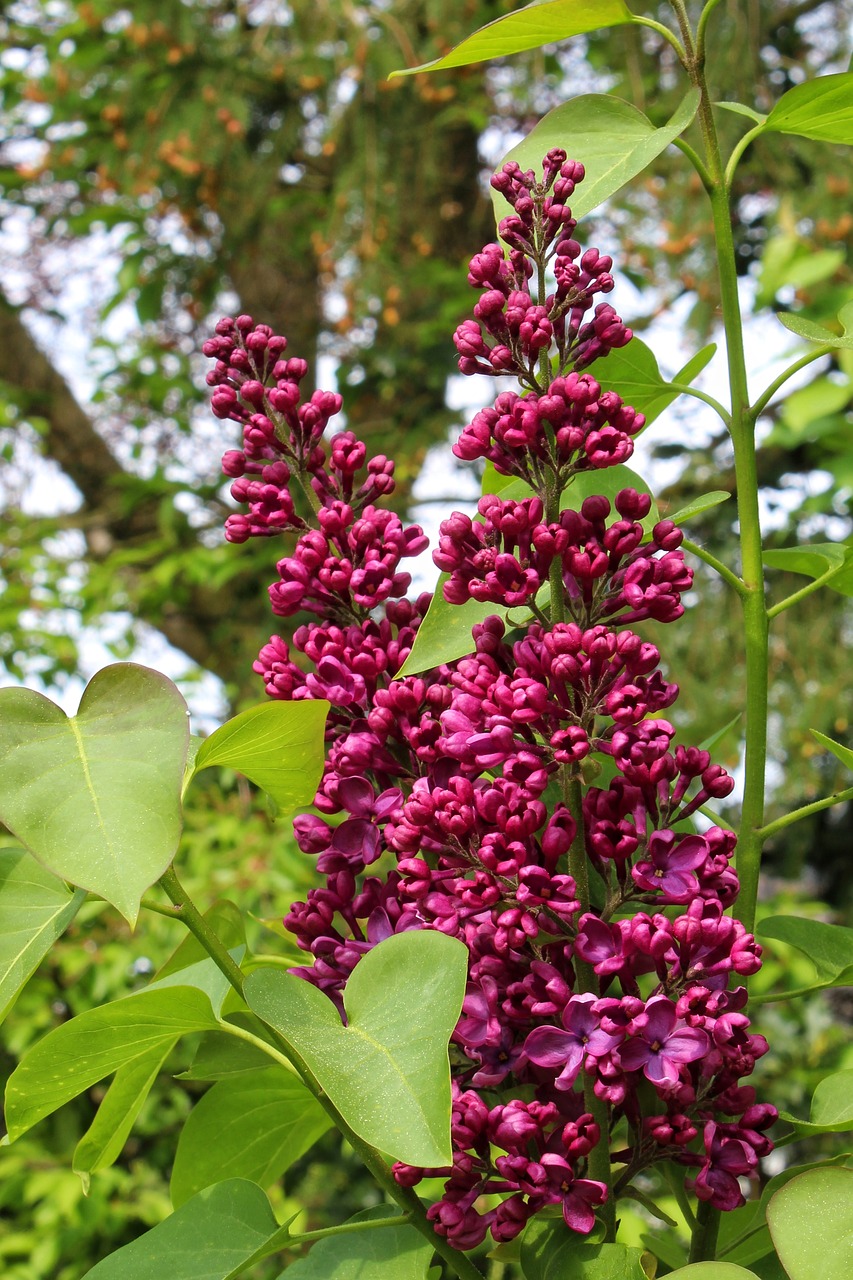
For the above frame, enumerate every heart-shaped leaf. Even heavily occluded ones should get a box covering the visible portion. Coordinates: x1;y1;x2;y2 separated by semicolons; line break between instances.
276;1206;434;1280
82;1179;279;1280
0;664;190;924
763;73;853;145
244;930;468;1166
810;728;853;772
757;914;853;994
389;0;632;77
73;1042;175;1188
190;700;329;814
171;1067;331;1207
5;985;219;1141
777;1069;853;1136
492;90;700;226
0;847;86;1022
778;300;853;349
767;1166;853;1280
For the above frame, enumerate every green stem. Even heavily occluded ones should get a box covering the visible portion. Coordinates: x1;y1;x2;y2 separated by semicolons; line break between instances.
680;538;746;596
755;786;853;840
750;344;834;420
289;1214;412;1246
672;138;713;191
723;122;767;188
629;13;687;62
159;867;247;994
664;1160;697;1230
766;564;845;618
696;0;726;61
688;1198;721;1265
672;0;768;939
665;382;731;425
157;868;485;1280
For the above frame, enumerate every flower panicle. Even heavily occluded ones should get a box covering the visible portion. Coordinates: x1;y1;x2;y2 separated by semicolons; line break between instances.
206;149;775;1255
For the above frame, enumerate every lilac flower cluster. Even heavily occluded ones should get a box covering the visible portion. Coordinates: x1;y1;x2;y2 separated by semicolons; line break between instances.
209;149;774;1254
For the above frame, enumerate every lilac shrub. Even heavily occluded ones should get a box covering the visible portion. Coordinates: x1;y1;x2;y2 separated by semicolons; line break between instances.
205;150;776;1253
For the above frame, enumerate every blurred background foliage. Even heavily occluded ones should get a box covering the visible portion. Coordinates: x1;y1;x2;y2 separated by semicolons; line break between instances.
1;0;852;1275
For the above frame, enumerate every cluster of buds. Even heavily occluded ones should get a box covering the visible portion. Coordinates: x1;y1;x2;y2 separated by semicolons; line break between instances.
209;149;774;1254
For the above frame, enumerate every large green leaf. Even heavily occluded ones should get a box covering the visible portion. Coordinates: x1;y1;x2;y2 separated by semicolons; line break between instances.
778;300;853;349
82;1179;279;1280
763;73;853;145
390;0;632;77
767;1167;853;1280
244;930;468;1167
587;340;716;426
191;700;330;814
777;1070;853;1137
276;1206;434;1280
171;1067;331;1207
0;847;86;1022
810;728;853;772
492;90;699;226
0;664;189;924
521;1220;649;1280
73;1042;176;1187
4;985;219;1140
757;915;853;995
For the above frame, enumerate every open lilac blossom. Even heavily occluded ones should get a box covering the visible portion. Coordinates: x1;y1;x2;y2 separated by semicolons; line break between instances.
620;995;710;1087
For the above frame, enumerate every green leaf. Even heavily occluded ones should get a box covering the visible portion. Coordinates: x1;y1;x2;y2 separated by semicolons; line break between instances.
73;1042;175;1187
395;578;496;678
778;300;853;349
757;914;853;994
763;544;853;598
178;1031;273;1081
0;847;87;1023
390;0;632;77
715;101;767;125
553;465;658;535
767;1166;853;1280
4;986;219;1141
191;700;330;815
244;930;468;1167
763;73;853;145
778;376;852;437
521;1220;649;1280
274;1206;434;1279
492;90;700;226
777;1070;853;1136
669;491;731;524
0;664;189;924
665;1268;760;1279
810;728;853;772
82;1179;279;1280
698;712;742;754
588;340;716;427
171;1067;331;1207
155;900;246;979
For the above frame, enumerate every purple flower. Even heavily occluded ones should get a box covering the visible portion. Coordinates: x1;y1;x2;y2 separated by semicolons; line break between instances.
620;995;709;1088
631;830;709;902
525;993;624;1089
538;1156;608;1233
